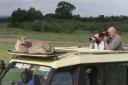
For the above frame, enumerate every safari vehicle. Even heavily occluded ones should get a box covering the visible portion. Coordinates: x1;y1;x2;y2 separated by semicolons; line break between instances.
0;47;128;85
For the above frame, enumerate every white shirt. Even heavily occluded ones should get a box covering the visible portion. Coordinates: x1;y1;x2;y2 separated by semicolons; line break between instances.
89;41;105;50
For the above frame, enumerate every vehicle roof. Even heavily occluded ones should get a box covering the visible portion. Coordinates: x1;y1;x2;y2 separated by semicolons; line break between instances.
10;47;128;69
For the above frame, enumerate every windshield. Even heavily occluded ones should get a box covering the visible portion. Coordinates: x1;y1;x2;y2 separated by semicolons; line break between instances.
51;72;73;85
2;62;51;85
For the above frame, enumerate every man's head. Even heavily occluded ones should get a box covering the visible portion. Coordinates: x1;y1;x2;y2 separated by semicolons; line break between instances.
107;26;117;38
21;71;31;84
21;70;33;84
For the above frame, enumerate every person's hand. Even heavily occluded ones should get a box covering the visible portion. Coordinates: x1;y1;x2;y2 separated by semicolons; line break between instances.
104;36;108;43
91;40;95;43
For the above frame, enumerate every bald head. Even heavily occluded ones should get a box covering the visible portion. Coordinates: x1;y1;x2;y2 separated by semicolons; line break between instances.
108;26;117;33
108;26;117;38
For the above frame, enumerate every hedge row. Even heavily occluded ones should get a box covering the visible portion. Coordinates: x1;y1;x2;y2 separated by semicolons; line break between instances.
16;19;128;33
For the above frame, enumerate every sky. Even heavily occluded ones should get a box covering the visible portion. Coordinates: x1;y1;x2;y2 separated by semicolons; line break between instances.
1;0;128;17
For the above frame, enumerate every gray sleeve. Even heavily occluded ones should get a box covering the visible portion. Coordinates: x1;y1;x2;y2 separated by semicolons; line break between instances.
109;36;121;50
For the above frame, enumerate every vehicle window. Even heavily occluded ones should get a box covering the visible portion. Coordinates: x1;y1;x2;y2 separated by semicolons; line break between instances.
51;72;73;85
83;67;98;85
82;64;127;85
2;62;51;85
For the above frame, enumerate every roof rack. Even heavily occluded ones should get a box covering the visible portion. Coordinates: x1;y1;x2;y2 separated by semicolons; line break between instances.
8;47;128;60
7;50;78;59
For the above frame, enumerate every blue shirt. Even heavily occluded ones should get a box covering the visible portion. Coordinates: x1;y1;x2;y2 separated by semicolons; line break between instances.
17;80;34;85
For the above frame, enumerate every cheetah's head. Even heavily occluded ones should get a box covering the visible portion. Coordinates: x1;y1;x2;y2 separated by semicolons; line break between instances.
16;37;32;48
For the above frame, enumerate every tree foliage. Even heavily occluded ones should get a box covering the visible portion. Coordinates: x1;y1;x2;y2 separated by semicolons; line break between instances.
26;7;43;21
11;8;27;27
55;1;76;19
11;7;43;27
6;1;128;33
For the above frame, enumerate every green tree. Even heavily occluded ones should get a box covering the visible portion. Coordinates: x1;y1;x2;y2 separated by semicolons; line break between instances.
98;15;106;22
26;7;43;21
55;1;76;19
11;7;43;27
45;13;56;19
11;8;27;27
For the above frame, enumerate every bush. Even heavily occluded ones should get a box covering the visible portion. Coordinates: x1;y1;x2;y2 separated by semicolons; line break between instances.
19;21;33;30
31;20;43;31
13;19;128;33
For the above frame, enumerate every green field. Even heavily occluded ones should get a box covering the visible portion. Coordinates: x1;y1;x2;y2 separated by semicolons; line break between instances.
0;27;127;85
0;28;127;62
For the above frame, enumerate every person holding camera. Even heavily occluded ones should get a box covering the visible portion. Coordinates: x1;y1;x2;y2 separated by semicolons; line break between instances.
104;26;123;50
89;32;105;50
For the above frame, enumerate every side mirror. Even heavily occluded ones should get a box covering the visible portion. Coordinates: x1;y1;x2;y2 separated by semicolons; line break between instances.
0;60;5;75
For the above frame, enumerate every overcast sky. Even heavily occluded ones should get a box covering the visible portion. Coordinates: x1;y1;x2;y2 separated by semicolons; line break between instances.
1;0;128;17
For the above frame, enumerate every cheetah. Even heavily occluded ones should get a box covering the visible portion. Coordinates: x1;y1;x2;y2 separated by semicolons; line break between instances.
15;37;55;55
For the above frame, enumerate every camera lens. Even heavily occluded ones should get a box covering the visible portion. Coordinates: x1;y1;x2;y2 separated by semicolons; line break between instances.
89;38;92;41
89;37;96;41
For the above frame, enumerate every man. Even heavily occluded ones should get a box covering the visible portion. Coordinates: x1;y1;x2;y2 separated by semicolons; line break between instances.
104;26;123;50
17;71;34;85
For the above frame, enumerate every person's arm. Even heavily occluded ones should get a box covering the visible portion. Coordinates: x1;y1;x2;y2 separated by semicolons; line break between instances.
99;41;105;50
89;42;94;49
104;37;112;50
104;41;111;50
104;35;121;50
89;40;95;49
109;37;121;50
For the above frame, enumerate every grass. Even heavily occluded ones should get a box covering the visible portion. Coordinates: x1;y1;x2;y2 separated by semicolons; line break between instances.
0;28;127;62
0;43;14;62
0;27;128;84
0;28;91;42
0;28;90;62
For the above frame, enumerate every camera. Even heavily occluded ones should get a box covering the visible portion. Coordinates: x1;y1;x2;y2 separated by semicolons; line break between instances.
89;37;97;41
89;37;100;44
101;31;109;37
